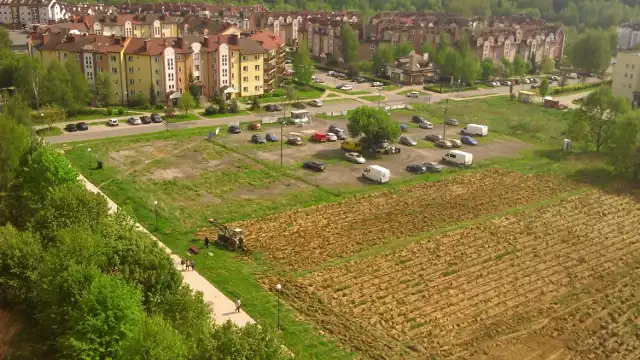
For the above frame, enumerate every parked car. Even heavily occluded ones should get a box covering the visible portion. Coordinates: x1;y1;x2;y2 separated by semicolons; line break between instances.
292;102;307;109
273;104;283;111
325;132;338;141
406;163;427;174
309;99;323;107
335;131;347;140
500;80;511;86
265;104;279;112
446;118;459;126
128;117;142;125
567;73;578;79
303;161;325;172
522;78;531;84
362;165;391;183
228;125;242;134
65;123;78;132
461;124;488;136
328;125;344;134
460;135;478;146
448;139;462;148
248;122;261;130
311;132;329;142
406;91;419;98
424;162;444;173
419;120;433;129
345;152;366;164
412;115;426;123
372;81;383;87
337;84;353;90
107;118;119;127
266;133;278;142
284;59;292;64
341;139;362;151
76;122;88;131
552;75;560;81
436;139;453;148
313;77;324;83
425;134;443;142
442;150;473;167
251;134;266;144
400;124;408;132
353;77;367;83
531;83;540;89
150;113;162;123
399;135;417;146
287;136;303;145
487;81;499;87
547;75;554;80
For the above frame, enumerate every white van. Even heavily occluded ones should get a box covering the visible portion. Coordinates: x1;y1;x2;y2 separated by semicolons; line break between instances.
461;124;488;136
442;150;473;167
362;165;391;184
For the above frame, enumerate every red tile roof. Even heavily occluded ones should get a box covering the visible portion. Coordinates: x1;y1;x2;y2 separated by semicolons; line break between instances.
250;30;284;51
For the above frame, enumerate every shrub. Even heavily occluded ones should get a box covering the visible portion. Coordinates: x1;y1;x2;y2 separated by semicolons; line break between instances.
292;102;306;109
229;100;239;114
217;103;227;114
106;108;114;116
423;85;479;93
117;107;126;115
549;80;611;95
510;93;516;101
204;105;217;115
250;97;260;110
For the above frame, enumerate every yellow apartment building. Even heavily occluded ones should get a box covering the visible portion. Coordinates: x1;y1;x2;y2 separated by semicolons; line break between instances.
84;14;180;38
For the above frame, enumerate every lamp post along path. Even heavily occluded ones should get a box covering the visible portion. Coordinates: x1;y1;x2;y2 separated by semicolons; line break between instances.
154;200;158;230
275;283;282;330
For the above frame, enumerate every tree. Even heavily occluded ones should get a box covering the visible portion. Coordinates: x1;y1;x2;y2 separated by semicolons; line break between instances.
94;72;114;109
204;321;285;360
440;49;463;85
347;106;401;148
568;87;631;152
119;316;188;360
512;56;526;78
340;25;359;67
456;35;471;58
539;78;550;96
0;225;43;306
372;44;394;76
62;274;144;360
460;55;481;85
421;43;436;60
540;57;555;74
2;93;32;126
0;26;11;49
292;42;314;85
569;30;611;74
481;59;494;80
499;57;514;78
187;72;201;107
64;58;90;113
606;112;640;179
149;85;158;106
0;115;30;194
394;41;414;57
41;60;73;111
40;104;66;130
178;92;196;115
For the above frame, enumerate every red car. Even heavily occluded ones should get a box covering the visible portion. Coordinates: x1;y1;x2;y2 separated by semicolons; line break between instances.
311;132;329;142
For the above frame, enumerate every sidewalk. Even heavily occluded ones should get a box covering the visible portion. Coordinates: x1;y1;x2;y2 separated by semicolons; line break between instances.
78;174;255;327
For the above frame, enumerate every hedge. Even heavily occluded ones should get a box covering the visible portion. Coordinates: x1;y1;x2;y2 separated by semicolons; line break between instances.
550;79;612;95
313;63;393;85
423;85;479;93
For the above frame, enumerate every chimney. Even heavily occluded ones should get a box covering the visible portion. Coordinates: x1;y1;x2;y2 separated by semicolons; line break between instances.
229;34;238;45
144;39;150;52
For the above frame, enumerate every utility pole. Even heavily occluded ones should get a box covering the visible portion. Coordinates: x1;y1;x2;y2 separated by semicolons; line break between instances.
377;86;382;108
443;97;448;140
281;102;285;167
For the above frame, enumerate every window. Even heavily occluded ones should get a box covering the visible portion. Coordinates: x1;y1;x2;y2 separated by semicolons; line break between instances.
75;54;80;61
63;53;68;59
195;75;200;81
167;58;174;71
178;66;182;73
255;75;260;81
625;73;628;78
110;55;116;61
128;56;133;61
223;80;228;85
125;27;132;37
255;85;260;91
154;56;160;62
97;55;102;61
222;69;228;76
243;76;248;82
155;69;160;74
370;44;375;49
255;55;259;60
243;87;248;92
130;90;136;95
177;55;181;61
129;79;135;84
168;73;174;81
156;80;160;85
254;65;260;71
156;91;160;96
97;67;103;72
194;53;199;60
242;56;247;61
243;66;248;71
221;55;228;66
195;65;199;71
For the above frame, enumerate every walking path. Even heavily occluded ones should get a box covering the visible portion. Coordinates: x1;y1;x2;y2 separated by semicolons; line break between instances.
79;174;255;327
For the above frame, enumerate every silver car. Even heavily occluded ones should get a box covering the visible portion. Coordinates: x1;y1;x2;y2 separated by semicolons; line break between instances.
419;120;433;129
446;118;459;126
447;139;462;148
399;135;417;146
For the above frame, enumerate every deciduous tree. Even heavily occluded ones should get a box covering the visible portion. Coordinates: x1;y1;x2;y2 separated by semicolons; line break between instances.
64;58;90;113
481;58;494;80
460;55;481;85
119;315;188;360
394;41;414;57
292;42;314;85
178;92;196;115
94;72;115;109
539;77;550;96
340;25;359;67
347;106;401;147
41;104;66;130
372;44;394;76
540;57;555;74
569;30;611;74
41;60;73;111
606;112;640;179
0;26;11;49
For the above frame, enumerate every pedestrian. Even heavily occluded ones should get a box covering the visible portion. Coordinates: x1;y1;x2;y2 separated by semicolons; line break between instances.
180;259;186;271
185;260;191;271
235;298;241;313
204;236;210;248
191;259;195;271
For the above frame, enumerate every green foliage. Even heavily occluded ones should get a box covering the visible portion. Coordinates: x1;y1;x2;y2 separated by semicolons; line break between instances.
540;57;555;74
205;105;218;115
64;58;91;114
440;49;463;82
128;92;150;108
539;78;550;96
250;97;260;110
395;42;414;57
178;92;196;115
606;112;640;178
460;55;481;85
120;315;188;360
499;57;514;78
372;44;394;76
340;25;359;66
550;80;611;95
94;72;115;108
41;104;66;130
347;106;401;147
41;60;74;111
512;56;527;78
0;225;43;306
2;93;31;127
481;59;494;80
205;321;286;360
117;107;126;115
229;99;240;114
0;115;30;192
292;42;314;85
0;26;11;49
423;85;479;93
569;30;611;73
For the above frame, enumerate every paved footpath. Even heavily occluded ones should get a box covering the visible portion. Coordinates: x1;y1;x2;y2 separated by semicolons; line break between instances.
79;174;255;326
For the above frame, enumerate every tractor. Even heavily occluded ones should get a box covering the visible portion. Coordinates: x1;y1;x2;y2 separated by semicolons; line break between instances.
208;219;246;251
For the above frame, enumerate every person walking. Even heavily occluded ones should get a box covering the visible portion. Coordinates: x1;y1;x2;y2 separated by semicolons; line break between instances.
235;298;241;313
180;259;186;271
204;236;210;248
190;259;195;271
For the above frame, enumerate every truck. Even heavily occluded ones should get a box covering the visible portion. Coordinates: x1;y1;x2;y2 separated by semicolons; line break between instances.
442;150;473;167
461;124;488;137
362;165;391;183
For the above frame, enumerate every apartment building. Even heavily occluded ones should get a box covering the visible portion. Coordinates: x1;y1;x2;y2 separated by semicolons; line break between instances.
299;17;361;65
0;0;64;29
255;11;358;46
618;23;640;51
470;25;565;64
612;51;640;106
30;32;267;103
179;16;241;37
250;30;285;92
82;13;181;38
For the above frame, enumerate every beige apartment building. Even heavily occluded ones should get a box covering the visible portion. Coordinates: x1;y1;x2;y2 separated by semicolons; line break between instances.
612;51;640;106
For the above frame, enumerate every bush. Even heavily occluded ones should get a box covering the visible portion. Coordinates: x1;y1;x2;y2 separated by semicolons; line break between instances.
117;107;126;115
423;85;479;93
204;105;217;115
250;97;260;110
217;103;227;114
229;100;239;114
292;102;306;109
154;104;164;111
106;108;114;116
549;80;611;95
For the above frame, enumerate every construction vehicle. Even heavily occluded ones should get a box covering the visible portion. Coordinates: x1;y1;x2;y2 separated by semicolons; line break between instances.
208;219;246;251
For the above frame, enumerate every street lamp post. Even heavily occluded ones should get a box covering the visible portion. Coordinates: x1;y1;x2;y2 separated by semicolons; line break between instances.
280;119;283;167
275;283;282;330
377;86;382;108
443;97;448;140
87;148;92;169
154;200;158;230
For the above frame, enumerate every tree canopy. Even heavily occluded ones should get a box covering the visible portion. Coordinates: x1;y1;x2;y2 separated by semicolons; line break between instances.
293;42;314;85
340;25;360;67
568;30;612;73
347;106;401;147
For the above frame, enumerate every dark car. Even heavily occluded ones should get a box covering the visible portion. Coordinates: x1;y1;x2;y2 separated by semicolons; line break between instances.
287;136;303;145
399;135;416;146
76;122;88;131
424;162;444;173
65;123;78;132
303;161;326;172
353;77;367;83
328;125;344;134
406;163;427;174
335;131;347;140
292;102;307;109
266;133;278;142
412;115;426;124
265;104;276;112
150;113;162;123
140;115;152;124
228;125;242;134
460;135;478;146
424;134;443;142
273;104;283;111
251;134;266;144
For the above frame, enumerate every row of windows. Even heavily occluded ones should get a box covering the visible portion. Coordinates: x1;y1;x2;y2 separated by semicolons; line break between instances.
241;65;261;71
242;85;263;92
242;76;261;82
241;55;261;61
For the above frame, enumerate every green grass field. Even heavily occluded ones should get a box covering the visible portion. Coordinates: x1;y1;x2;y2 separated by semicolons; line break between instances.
32;108;143;123
35;126;63;136
61;97;614;359
198;111;249;119
165;113;201;123
359;95;385;102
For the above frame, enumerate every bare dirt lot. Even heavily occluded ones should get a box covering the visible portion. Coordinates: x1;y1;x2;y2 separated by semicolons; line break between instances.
281;189;640;360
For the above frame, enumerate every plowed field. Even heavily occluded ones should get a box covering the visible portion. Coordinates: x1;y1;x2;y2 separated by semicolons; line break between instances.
287;191;640;359
228;170;578;271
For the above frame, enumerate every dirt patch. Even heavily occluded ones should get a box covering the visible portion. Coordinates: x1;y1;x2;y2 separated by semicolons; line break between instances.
149;167;196;181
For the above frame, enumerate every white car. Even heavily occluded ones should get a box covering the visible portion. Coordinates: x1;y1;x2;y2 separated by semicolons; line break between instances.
107;118;119;126
567;73;578;79
419;120;433;129
372;81;383;87
406;91;419;98
522;78;531;84
345;152;366;164
487;81;500;87
309;99;323;107
313;77;324;83
501;80;511;86
127;117;142;125
325;132;338;141
337;84;353;90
